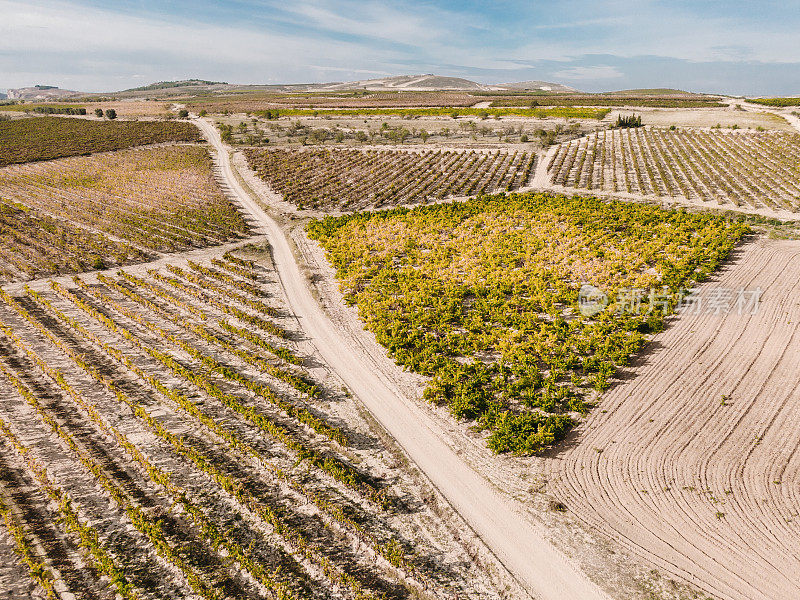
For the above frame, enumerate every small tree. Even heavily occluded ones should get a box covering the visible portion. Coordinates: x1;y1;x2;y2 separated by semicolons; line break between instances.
94;108;104;118
105;108;117;120
178;109;189;118
198;109;207;117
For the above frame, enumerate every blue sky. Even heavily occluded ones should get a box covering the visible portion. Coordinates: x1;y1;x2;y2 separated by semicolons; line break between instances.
2;0;800;94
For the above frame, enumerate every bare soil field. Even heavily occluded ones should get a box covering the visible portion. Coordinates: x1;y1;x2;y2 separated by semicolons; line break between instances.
609;108;792;131
546;238;800;600
90;100;174;117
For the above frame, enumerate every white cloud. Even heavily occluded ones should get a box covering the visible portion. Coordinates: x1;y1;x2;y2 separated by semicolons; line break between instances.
1;0;799;93
273;0;452;47
553;65;623;80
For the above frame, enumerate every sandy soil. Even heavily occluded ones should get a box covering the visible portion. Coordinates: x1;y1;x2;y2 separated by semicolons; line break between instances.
194;116;611;600
545;238;800;600
609;108;792;131
83;100;172;117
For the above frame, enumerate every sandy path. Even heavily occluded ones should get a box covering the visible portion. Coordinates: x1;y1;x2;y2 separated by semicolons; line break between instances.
546;239;800;600
193;117;611;600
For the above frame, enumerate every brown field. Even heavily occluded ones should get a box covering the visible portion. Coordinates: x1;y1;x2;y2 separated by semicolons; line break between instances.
92;100;174;117
610;108;792;131
546;238;800;600
187;91;480;113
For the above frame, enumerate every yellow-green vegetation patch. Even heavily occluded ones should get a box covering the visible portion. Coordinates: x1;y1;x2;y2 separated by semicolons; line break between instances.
308;193;749;455
746;97;800;107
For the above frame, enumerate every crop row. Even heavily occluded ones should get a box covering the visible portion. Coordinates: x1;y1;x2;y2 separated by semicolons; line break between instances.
0;116;202;167
0;145;250;253
0;251;435;598
0;199;148;283
246;147;536;211
308;192;749;455
548;127;800;212
486;95;726;108
252;106;611;120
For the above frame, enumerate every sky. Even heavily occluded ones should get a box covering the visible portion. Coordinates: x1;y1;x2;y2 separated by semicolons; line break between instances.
2;0;800;95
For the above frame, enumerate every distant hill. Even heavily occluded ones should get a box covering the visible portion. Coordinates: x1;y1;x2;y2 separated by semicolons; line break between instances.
496;80;580;93
605;88;694;96
121;79;228;92
7;85;81;100
105;74;580;96
314;74;489;91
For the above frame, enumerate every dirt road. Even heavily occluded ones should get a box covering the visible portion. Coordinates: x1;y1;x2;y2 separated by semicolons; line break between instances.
547;239;800;600
193;117;611;600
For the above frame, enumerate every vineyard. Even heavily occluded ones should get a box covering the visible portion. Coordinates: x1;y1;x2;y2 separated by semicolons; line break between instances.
745;97;800;107
547;127;800;213
308;193;748;455
0;145;249;254
253;106;610;120
485;95;726;108
0;200;147;283
245;147;536;211
0;248;488;600
187;91;482;113
0;117;202;166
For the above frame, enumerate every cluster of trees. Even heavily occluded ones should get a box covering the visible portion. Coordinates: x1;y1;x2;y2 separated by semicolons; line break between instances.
93;108;117;119
33;105;87;115
615;114;643;128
